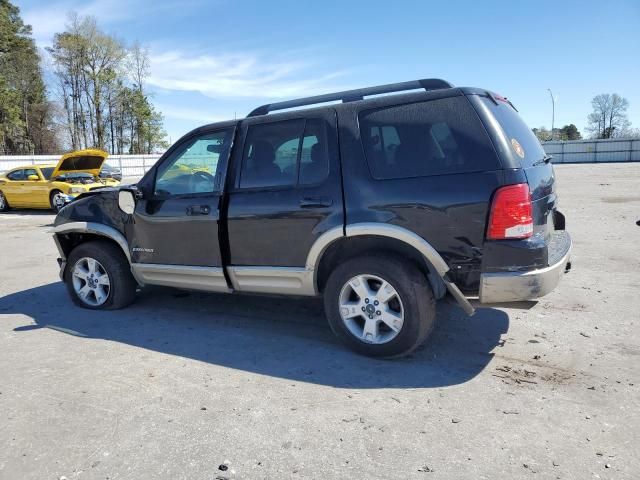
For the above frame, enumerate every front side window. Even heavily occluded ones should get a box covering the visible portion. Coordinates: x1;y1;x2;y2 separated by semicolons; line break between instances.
240;118;330;189
359;97;500;179
155;129;233;196
7;170;25;181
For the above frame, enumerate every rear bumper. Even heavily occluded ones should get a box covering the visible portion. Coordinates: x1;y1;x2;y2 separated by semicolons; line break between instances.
479;231;572;304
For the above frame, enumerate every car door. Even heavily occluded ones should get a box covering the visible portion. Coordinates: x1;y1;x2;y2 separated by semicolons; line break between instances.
127;127;235;291
225;110;343;294
20;168;47;207
1;169;26;206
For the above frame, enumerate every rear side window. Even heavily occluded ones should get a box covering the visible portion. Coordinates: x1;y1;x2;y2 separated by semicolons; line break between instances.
481;97;546;167
240;118;331;189
359;97;500;179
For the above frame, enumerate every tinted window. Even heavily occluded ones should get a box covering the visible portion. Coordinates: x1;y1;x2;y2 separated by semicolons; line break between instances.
24;168;39;179
299;119;330;185
359;97;500;179
240;118;330;189
481;97;546;167
41;167;55;179
241;120;303;189
7;170;24;180
155;129;233;196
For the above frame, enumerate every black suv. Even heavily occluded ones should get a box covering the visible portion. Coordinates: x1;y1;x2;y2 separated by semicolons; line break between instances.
52;79;572;358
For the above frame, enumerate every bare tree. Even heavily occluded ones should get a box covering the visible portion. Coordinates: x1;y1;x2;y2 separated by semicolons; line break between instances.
47;13;166;153
587;93;631;139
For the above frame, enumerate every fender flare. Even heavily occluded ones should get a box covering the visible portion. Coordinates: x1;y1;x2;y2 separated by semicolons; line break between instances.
307;222;475;315
51;221;131;263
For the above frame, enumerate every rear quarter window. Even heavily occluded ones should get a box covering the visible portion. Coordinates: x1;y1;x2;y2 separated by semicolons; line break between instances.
480;97;546;167
359;96;500;180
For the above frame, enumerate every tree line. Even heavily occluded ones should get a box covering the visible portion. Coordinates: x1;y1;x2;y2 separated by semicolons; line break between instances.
0;1;167;155
533;93;637;142
0;0;56;154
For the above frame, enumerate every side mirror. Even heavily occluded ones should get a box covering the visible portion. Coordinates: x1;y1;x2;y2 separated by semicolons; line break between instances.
27;174;39;181
118;190;137;215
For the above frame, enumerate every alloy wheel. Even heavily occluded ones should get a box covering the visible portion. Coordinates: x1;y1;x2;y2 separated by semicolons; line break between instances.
338;274;405;344
52;192;66;211
71;257;111;306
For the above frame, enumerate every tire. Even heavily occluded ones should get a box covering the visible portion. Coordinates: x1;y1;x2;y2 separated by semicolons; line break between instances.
0;191;9;212
323;254;436;358
64;240;137;310
49;190;65;212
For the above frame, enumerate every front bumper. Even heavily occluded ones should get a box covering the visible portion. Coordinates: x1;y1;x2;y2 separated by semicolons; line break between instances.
479;231;572;303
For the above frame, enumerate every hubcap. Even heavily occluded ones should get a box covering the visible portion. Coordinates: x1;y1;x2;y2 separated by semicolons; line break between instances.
338;274;404;344
71;257;111;306
0;193;5;209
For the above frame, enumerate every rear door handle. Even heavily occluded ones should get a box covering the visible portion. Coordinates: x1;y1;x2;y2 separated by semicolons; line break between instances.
299;197;333;208
186;205;211;215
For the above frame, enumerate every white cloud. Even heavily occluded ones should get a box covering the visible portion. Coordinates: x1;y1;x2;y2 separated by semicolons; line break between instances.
147;50;350;100
22;0;133;47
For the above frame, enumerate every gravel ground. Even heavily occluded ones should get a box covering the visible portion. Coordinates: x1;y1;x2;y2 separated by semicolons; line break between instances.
0;163;638;480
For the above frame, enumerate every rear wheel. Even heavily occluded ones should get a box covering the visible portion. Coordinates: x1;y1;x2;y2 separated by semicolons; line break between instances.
323;254;436;358
0;191;9;212
64;240;137;310
50;189;66;212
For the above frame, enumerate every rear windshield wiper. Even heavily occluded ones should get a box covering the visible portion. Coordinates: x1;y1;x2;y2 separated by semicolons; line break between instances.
532;154;553;166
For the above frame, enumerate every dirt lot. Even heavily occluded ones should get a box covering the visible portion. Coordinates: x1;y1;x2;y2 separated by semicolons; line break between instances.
0;163;638;479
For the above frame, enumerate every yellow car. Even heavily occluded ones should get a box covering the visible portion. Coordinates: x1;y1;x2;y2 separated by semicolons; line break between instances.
0;149;120;212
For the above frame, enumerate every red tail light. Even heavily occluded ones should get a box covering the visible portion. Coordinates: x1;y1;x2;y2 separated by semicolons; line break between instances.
487;183;533;240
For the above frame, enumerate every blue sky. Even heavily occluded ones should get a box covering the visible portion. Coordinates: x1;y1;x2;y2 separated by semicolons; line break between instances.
16;0;640;144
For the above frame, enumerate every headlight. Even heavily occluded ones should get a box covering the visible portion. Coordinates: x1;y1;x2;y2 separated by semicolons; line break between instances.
68;186;86;194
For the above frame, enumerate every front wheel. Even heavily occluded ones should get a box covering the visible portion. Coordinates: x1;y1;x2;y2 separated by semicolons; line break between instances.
64;240;137;310
323;254;436;358
50;190;66;212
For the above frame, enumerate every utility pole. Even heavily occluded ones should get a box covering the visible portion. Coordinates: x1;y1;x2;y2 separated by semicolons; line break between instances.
547;89;555;141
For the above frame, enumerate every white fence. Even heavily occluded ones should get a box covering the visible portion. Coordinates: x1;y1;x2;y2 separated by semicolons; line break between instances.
542;138;640;163
0;154;162;177
1;137;639;174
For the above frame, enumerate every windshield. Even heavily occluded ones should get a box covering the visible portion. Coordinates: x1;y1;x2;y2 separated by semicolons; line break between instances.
481;97;546;167
41;167;55;179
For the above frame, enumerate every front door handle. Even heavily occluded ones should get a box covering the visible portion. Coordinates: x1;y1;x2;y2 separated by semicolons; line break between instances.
300;197;333;208
187;205;211;215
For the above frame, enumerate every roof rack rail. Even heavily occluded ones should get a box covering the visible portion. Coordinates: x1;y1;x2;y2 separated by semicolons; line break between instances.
247;78;454;117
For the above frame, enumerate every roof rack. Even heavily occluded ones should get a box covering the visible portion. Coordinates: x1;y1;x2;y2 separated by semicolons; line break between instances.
247;78;454;117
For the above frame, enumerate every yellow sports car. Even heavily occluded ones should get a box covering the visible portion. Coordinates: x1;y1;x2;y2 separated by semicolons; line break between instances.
0;149;120;212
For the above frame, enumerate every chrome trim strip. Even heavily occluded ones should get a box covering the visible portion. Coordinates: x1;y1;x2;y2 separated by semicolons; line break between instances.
51;221;131;262
479;246;572;304
131;263;231;293
228;266;316;296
